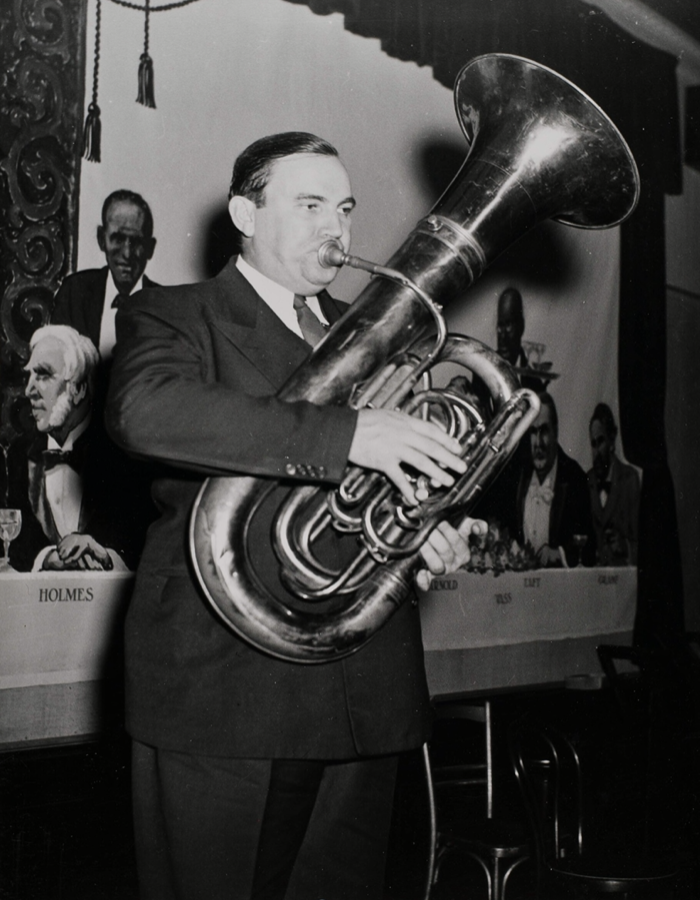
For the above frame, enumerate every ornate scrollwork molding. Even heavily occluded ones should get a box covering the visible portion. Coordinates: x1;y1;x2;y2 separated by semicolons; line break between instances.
0;0;84;446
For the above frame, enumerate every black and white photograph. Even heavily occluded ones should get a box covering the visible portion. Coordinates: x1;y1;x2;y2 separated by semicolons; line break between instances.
0;0;699;897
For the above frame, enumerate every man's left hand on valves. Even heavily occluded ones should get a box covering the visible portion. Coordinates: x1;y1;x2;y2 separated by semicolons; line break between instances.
415;517;487;592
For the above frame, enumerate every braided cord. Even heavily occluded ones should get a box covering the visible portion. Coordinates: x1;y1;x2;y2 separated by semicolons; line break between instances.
144;0;150;55
91;0;102;107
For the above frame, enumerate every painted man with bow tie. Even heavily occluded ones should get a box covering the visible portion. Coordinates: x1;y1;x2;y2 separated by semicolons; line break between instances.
587;402;640;566
515;391;594;567
23;324;142;571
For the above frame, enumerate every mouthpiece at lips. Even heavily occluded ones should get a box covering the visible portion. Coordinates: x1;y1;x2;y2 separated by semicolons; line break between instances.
318;241;346;268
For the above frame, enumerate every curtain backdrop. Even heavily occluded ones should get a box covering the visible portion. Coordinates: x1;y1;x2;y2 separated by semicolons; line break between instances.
284;0;685;640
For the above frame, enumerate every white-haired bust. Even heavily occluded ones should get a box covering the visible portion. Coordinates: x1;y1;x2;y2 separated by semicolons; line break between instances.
25;325;99;444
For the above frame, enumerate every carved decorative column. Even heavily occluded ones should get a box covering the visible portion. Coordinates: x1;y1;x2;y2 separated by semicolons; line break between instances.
0;0;86;451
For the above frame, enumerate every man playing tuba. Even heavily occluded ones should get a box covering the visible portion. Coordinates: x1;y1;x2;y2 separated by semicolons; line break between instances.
106;131;482;900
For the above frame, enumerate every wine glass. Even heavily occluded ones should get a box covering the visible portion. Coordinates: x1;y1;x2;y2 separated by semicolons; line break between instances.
0;509;22;572
572;534;588;568
522;340;546;370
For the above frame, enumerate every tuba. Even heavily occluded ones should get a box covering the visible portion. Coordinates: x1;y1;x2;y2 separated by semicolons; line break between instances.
190;54;640;663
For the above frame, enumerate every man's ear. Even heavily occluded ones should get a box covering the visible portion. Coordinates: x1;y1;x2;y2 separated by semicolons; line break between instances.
71;381;88;406
97;225;106;252
146;237;157;260
228;196;256;238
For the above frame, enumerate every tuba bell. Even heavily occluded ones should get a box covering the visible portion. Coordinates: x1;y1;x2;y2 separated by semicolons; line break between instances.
190;54;640;663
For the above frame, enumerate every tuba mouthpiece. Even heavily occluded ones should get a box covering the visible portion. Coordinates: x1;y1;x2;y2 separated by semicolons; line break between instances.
318;241;347;268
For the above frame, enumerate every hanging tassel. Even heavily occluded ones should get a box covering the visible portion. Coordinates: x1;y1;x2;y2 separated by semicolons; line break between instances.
82;102;102;162
137;51;156;108
83;0;102;163
136;0;156;108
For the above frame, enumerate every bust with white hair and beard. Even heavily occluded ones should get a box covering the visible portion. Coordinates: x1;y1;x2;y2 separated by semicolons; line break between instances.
24;324;130;571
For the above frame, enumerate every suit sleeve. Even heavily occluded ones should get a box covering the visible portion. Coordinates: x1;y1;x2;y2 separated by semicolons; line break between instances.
50;272;96;343
105;291;357;483
560;459;596;567
50;279;76;326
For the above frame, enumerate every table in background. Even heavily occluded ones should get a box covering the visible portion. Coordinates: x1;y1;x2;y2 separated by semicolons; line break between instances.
0;567;636;746
0;573;134;746
419;567;636;699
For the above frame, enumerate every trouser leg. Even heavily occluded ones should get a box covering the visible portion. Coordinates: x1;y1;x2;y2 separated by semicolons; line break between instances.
285;755;399;900
131;740;271;900
132;742;399;900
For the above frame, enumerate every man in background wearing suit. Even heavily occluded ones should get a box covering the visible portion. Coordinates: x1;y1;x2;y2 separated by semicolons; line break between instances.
496;286;546;393
587;402;640;565
50;189;159;564
106;132;482;900
515;391;594;567
51;189;157;362
23;324;136;571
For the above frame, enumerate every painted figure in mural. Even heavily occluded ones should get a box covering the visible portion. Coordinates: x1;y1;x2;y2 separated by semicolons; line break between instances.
469;287;545;537
587;402;640;566
496;286;547;392
16;325;147;572
51;189;158;363
105;131;485;900
514;391;594;568
49;189;160;567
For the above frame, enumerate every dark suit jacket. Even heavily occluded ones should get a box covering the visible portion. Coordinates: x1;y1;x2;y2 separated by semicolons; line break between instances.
50;266;160;565
587;455;641;565
515;445;595;567
105;258;432;760
24;419;153;571
51;267;158;349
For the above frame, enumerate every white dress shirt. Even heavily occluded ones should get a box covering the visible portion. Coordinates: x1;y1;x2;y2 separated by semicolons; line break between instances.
32;416;128;572
523;457;557;553
44;417;91;538
100;271;146;359
236;256;328;337
523;457;566;566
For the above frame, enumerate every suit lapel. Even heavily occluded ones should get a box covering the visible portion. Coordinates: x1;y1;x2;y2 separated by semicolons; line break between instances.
549;450;567;541
27;435;60;544
318;290;347;326
209;260;311;391
90;268;109;344
599;456;621;525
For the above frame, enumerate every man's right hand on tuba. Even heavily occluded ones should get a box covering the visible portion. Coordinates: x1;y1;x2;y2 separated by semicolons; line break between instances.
348;407;467;506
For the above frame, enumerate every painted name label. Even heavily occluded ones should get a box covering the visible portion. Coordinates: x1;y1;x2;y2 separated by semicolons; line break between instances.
39;586;94;602
598;574;619;585
428;578;458;591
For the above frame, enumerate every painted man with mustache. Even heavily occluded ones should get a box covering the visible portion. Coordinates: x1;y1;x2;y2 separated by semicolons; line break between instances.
24;324;137;571
515;391;594;567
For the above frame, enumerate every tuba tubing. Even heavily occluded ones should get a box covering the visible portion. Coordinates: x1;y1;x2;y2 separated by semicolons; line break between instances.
190;54;640;663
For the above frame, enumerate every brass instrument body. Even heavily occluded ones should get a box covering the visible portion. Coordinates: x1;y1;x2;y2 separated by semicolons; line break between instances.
190;54;640;663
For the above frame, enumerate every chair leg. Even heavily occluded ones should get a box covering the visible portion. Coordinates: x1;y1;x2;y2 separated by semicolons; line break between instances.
498;855;529;900
464;851;493;899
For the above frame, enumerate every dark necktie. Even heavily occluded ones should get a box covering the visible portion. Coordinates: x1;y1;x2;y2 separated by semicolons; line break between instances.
293;295;328;347
112;293;129;309
42;449;77;471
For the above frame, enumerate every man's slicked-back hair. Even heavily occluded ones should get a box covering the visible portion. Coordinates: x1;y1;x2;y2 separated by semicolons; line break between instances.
101;189;154;237
590;402;618;440
537;391;559;435
228;132;339;204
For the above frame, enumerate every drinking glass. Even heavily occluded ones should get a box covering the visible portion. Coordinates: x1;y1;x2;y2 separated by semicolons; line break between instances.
0;509;22;572
572;534;588;568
